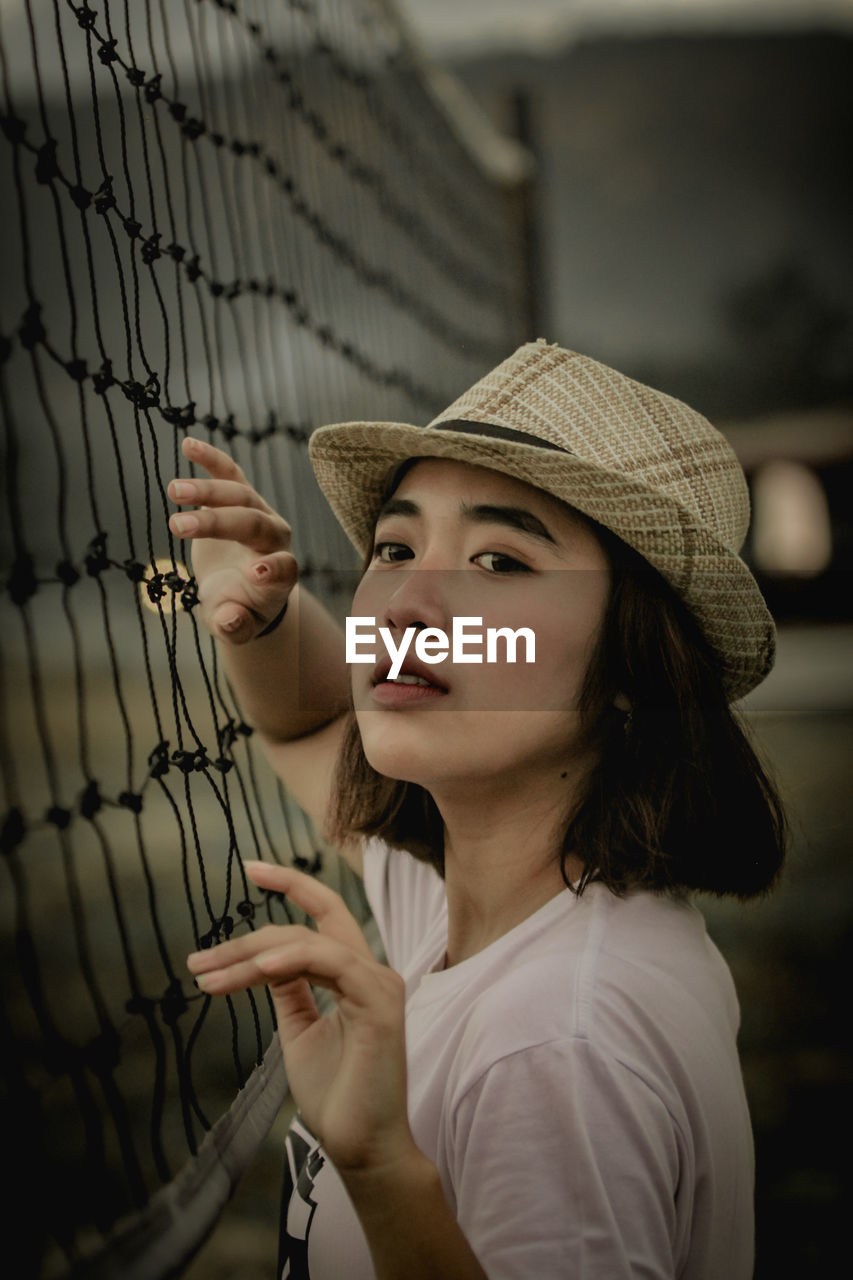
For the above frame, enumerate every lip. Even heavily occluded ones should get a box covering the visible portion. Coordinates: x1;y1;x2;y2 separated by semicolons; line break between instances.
371;653;449;692
369;652;449;707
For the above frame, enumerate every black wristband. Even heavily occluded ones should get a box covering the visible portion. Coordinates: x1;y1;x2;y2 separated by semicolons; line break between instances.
254;598;289;639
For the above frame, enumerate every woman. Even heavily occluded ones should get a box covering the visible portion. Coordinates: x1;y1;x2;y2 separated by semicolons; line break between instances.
171;340;785;1279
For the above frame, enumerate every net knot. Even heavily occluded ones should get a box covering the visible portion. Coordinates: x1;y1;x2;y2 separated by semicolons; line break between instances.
148;741;170;778
94;176;116;214
181;117;205;142
125;66;146;89
237;900;254;919
8;553;38;604
167;242;185;262
294;852;324;875
0;112;27;144
221;414;238;441
122;559;146;583
97;39;119;66
19;303;45;350
141;234;161;264
163;569;185;593
56;559;81;587
119;791;143;814
70;184;92;211
171;748;208;774
65;357;88;382
123;216;142;240
168;101;187;124
79;780;102;818
161;980;187;1026
73;4;98;31
179;575;197;608
161;402;196;430
85;532;109;576
35;139;60;184
93;359;115;393
121;373;159;408
0;808;26;855
146;573;165;603
46;805;72;830
213;757;233;774
185;254;202;283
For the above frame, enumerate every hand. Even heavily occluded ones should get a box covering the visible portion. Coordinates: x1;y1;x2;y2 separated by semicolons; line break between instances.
186;862;415;1174
168;436;298;643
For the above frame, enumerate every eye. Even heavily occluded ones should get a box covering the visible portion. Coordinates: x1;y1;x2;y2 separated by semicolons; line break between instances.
372;541;414;564
472;552;531;575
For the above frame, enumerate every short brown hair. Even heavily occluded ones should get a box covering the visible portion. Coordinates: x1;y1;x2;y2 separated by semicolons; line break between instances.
329;519;786;900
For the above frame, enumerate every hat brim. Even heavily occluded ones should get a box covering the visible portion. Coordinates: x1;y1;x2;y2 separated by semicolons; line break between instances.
309;420;775;701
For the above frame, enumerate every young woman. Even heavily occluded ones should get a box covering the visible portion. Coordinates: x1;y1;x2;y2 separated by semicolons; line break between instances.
171;340;785;1280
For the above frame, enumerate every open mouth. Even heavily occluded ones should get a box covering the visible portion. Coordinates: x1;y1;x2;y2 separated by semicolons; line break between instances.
370;657;449;703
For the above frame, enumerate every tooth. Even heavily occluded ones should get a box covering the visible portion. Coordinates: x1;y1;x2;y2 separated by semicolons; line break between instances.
390;674;430;686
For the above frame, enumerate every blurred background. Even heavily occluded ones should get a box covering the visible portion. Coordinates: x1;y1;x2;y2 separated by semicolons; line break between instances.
1;1;851;1276
390;1;853;1275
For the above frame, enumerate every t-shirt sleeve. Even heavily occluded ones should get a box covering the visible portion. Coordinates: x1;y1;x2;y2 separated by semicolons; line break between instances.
362;837;447;974
446;1038;685;1280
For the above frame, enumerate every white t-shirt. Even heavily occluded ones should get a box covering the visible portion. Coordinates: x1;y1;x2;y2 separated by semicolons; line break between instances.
278;839;754;1280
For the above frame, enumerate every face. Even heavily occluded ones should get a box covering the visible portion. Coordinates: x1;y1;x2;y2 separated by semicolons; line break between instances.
349;459;611;798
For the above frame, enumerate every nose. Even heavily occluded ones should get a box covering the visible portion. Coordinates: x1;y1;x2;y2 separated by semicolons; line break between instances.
382;569;451;636
354;567;453;638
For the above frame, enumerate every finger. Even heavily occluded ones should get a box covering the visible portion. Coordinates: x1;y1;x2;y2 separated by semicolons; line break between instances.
269;976;322;1042
255;935;405;1023
182;435;249;484
189;932;374;1003
187;922;313;974
169;504;290;554
245;861;373;956
167;476;273;514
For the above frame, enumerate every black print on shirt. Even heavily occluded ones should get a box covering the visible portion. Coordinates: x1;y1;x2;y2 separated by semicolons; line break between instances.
279;1116;325;1280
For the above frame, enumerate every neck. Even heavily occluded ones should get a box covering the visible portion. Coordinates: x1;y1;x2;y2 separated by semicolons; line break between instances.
433;765;587;967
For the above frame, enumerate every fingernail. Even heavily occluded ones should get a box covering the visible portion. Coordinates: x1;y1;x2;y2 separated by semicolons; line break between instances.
172;481;196;500
194;973;211;989
171;514;198;534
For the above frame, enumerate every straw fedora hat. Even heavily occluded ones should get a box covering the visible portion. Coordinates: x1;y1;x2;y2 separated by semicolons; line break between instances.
309;339;774;701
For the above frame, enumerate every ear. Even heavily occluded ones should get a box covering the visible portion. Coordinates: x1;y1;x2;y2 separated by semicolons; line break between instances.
613;692;631;712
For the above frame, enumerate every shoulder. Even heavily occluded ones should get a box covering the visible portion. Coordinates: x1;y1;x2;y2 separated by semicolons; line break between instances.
452;885;741;1105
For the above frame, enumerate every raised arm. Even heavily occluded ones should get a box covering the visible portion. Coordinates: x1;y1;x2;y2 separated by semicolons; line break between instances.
168;436;357;867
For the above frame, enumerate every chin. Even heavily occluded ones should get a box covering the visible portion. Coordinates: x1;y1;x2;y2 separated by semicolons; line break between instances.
356;714;435;786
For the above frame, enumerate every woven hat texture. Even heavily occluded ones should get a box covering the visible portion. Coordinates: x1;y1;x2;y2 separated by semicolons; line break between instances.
309;339;774;700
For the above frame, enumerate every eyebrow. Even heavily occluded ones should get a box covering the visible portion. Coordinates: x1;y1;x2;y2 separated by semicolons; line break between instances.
375;497;558;546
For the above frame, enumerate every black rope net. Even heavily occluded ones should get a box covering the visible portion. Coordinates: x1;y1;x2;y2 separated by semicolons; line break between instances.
0;1;528;1275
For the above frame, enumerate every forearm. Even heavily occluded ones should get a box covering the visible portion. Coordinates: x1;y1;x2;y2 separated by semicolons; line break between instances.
341;1150;488;1280
220;584;350;742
